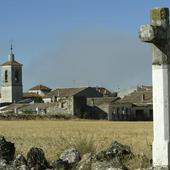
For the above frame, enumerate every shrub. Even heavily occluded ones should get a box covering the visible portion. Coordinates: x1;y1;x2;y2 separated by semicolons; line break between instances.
73;134;96;155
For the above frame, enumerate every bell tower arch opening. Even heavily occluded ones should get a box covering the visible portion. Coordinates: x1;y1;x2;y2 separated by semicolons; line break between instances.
5;70;8;83
14;70;19;83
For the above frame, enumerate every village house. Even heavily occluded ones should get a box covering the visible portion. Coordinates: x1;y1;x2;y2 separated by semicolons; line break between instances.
87;86;152;121
42;87;103;116
28;84;51;96
110;87;152;121
87;96;120;120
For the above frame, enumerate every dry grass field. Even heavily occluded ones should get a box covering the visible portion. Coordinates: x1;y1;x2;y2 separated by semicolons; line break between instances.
0;120;153;165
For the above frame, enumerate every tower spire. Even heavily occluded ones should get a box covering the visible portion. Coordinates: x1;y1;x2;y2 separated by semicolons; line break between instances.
8;43;14;61
10;43;13;53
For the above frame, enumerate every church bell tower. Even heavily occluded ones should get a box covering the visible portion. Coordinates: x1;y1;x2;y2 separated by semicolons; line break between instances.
1;45;23;103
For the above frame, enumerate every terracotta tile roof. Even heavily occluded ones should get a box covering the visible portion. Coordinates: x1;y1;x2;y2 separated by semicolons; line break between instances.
29;84;51;91
23;92;41;98
1;60;22;66
88;97;120;105
115;89;152;105
1;103;56;112
44;87;87;98
20;103;54;110
1;103;29;111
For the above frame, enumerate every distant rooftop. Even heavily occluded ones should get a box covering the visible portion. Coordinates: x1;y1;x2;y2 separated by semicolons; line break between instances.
44;87;87;98
23;92;41;98
117;85;152;98
115;88;152;106
29;84;51;91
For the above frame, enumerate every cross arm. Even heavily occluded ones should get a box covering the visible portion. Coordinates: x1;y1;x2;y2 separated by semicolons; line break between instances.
139;24;168;43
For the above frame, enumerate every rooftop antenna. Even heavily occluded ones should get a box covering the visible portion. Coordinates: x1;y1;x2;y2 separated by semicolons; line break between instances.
73;80;76;88
37;79;42;85
87;81;90;87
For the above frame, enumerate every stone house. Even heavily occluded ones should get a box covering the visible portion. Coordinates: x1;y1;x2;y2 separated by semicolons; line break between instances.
87;97;120;120
43;87;102;116
110;88;153;121
28;84;51;96
86;88;153;121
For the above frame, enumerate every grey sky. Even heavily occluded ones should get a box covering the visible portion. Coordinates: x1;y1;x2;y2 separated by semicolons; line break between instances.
24;26;151;91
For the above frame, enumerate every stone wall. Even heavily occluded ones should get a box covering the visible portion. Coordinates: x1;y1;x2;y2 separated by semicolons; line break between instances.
110;103;153;121
46;96;74;115
0;136;140;170
73;96;86;116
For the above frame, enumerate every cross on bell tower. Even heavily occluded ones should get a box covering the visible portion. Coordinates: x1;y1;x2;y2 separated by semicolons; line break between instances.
9;43;14;61
0;44;23;103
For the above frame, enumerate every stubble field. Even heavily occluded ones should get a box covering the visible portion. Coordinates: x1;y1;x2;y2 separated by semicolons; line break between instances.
0;120;152;162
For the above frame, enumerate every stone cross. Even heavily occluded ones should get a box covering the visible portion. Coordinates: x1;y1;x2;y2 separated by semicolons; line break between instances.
139;7;170;168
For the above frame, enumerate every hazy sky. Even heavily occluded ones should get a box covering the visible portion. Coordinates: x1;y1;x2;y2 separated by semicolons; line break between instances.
0;0;170;91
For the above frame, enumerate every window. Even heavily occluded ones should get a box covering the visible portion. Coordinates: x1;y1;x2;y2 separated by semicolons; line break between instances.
14;70;19;83
5;70;8;83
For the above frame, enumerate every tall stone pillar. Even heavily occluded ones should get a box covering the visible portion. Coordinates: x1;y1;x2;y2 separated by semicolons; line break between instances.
139;7;170;168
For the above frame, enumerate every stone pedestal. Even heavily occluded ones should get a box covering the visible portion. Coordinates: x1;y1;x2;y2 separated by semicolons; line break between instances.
152;65;170;167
